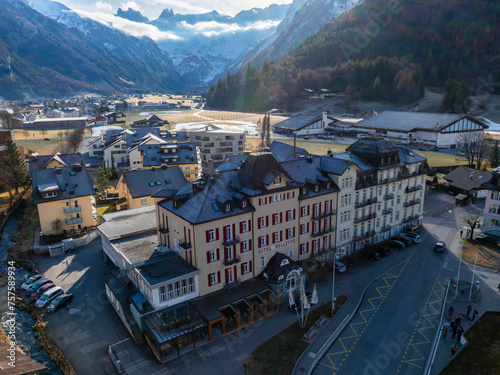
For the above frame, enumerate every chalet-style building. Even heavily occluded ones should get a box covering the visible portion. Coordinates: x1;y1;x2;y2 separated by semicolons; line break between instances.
443;166;492;200
272;112;338;137
132;114;167;128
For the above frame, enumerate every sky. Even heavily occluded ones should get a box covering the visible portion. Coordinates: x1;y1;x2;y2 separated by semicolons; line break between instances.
55;0;293;19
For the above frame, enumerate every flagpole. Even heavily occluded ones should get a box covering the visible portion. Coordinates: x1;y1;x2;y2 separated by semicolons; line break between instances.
469;252;478;301
456;246;462;297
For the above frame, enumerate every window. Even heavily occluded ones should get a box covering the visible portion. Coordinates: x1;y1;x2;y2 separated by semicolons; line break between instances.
188;277;195;293
300;243;307;255
173;220;179;234
242;240;249;252
225;247;233;262
260;257;266;269
243;262;250;274
141;198;147;206
287;228;293;239
313;203;319;217
259;197;266;205
273;177;282;184
210;273;218;285
259;236;267;247
273;231;281;243
182;279;188;295
207;229;216;242
209;249;217;262
301;224;307;235
224;225;233;241
288;250;293;258
314;185;319;192
259;217;267;228
287;192;294;199
225;203;231;212
274;213;280;225
287;210;293;221
241;221;248;233
302;187;307;195
301;206;308;217
326;200;331;214
160;285;167;302
241;200;247;208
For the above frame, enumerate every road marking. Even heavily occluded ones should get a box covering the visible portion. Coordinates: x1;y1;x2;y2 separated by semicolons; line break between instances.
319;261;410;373
397;275;446;371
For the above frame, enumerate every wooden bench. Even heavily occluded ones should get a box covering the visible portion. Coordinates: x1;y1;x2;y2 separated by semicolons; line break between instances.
315;315;328;328
302;326;317;343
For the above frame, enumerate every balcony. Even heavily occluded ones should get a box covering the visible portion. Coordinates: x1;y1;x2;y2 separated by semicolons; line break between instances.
222;236;241;247
180;241;192;250
355;198;378;208
158;226;169;234
383;193;394;200
312;210;336;221
382;208;393;215
353;230;376;242
353;212;376;224
403;199;421;208
381;225;392;232
405;185;423;193
64;206;81;214
378;176;398;184
403;214;420;223
311;246;334;258
65;217;83;226
223;256;241;266
311;226;335;238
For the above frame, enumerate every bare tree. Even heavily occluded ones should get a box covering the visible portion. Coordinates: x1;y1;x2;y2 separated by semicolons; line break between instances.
463;213;483;240
456;131;492;170
51;218;63;234
0;110;19;130
23;130;30;139
41;129;47;139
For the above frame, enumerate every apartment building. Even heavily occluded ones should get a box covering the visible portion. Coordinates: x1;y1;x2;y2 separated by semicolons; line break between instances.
481;171;500;237
189;125;246;174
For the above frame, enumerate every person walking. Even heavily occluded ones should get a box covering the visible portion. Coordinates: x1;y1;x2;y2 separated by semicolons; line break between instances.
460;229;463;238
472;308;478;320
466;305;472;317
448;306;454;321
457;326;464;341
451;344;457;356
456;314;462;327
451;322;457;338
442;327;448;339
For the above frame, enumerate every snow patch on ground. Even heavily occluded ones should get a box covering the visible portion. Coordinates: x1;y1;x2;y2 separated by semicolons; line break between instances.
92;125;123;136
483;118;500;133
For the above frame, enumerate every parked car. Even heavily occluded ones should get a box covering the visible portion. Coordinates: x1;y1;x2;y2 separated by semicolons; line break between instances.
404;232;422;243
393;235;413;246
434;242;446;253
30;283;56;301
475;235;500;247
46;293;74;312
455;151;465;156
405;225;421;234
386;240;405;250
36;287;64;308
378;247;391;257
361;250;380;261
26;279;52;295
335;261;347;273
21;275;45;290
417;147;426;151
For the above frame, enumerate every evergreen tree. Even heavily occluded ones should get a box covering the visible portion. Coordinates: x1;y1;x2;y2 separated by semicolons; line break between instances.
260;116;266;149
265;113;271;147
490;140;500;168
94;165;110;195
110;155;118;180
2;138;28;194
372;76;382;101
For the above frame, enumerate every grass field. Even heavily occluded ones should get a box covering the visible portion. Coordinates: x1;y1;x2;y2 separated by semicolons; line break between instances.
247;296;347;375
441;311;500;375
96;201;115;216
16;139;61;156
461;240;500;268
247;138;463;167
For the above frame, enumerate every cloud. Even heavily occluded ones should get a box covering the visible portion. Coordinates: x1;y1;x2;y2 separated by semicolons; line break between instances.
146;0;211;15
73;9;182;40
94;1;113;12
120;1;140;10
180;19;280;36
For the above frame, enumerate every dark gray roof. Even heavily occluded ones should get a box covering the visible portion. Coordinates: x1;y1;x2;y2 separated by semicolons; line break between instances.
346;137;398;156
32;163;94;205
136;252;198;286
140;142;199;166
444;166;492;192
123;166;188;199
29;153;83;176
482;171;500;191
269;140;309;162
104;129;188;149
216;154;249;171
99;205;156;240
320;155;351;175
259;252;304;284
355;111;487;132
272;114;321;131
395;145;427;164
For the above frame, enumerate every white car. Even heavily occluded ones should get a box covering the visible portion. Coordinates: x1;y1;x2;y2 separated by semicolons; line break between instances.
21;275;45;290
35;287;63;308
404;232;422;243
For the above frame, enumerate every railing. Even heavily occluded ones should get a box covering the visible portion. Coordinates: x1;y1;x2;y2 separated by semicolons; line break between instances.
381;225;392;232
382;208;393;215
311;226;335;238
378;176;398;184
355;198;377;208
180;241;192;250
403;198;421;208
158;227;169;234
222;236;241;247
65;217;83;226
383;193;394;200
353;212;377;224
403;214;420;223
63;206;81;214
311;246;334;257
353;230;376;241
312;210;337;221
223;256;241;266
405;185;423;193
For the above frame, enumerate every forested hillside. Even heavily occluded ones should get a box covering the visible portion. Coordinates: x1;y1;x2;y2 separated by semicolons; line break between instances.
207;0;500;113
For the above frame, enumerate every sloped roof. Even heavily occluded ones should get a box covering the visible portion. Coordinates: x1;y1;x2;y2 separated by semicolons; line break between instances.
123;166;188;199
216;154;249;171
140;142;199;166
272;113;321;131
346;137;398;156
320;155;351;175
444;166;492;192
355;111;487;132
259;252;304;284
269;140;309;162
32;164;94;205
29;153;83;176
482;171;500;191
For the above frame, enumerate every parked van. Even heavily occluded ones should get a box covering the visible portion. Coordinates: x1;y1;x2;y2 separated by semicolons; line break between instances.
405;225;421;233
36;286;64;308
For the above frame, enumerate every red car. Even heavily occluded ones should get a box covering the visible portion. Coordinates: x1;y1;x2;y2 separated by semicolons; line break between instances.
30;283;55;301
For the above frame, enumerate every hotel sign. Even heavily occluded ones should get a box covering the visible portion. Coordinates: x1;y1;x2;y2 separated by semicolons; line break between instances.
258;239;296;255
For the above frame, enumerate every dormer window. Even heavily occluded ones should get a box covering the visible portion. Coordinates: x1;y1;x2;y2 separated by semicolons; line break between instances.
241;200;247;208
302;187;307;195
273;177;282;185
326;182;331;189
225;203;231;212
314;185;319;192
44;191;58;199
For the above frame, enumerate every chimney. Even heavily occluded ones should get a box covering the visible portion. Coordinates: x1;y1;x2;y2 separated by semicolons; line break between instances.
208;159;214;173
307;155;313;163
56;167;62;174
152;166;156;171
161;164;167;170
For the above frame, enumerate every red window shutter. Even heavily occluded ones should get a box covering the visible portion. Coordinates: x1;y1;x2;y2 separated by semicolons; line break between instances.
258;218;261;230
225;268;229;284
216;228;220;241
206;251;211;263
266;216;269;227
280;212;283;223
216;248;220;261
249;261;252;273
266;234;269;246
307;205;310;216
184;227;187;242
280;230;283;241
234;265;237;280
217;271;221;283
240;242;244;253
188;229;191;244
240;222;243;233
241;263;244;274
206;230;210;243
233;245;236;259
265;197;268;204
272;215;275;225
232;223;236;237
293;209;296;220
306;242;309;253
307;223;310;233
249;239;252;250
292;192;295;198
248;220;251;231
208;274;212;287
223;227;227;242
293;227;296;238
